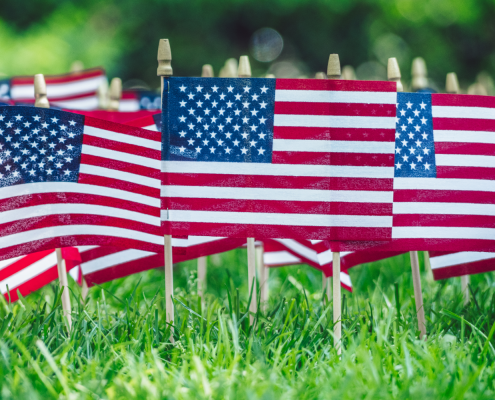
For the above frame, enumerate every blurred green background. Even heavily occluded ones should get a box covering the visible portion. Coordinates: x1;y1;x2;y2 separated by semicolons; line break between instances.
1;0;494;91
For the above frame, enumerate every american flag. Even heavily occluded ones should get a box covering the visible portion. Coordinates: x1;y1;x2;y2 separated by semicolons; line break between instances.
392;92;495;251
0;106;162;260
8;68;106;110
429;251;495;280
328;92;495;253
263;239;352;291
162;77;397;240
0;247;81;302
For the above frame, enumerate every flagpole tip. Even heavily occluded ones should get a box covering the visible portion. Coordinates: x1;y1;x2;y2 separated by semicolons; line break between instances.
342;65;356;80
108;77;122;111
34;74;50;108
315;72;327;79
238;56;252;78
467;82;488;96
157;39;173;77
70;60;84;73
201;64;214;77
411;57;428;90
327;54;341;79
445;72;460;94
387;57;403;92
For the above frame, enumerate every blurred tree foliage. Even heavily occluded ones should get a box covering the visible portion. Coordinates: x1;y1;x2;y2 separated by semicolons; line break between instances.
0;0;494;90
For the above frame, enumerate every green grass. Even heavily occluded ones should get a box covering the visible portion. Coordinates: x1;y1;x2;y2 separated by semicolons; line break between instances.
2;249;495;399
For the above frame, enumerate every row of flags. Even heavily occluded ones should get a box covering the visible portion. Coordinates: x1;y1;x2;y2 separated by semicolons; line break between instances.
1;63;495;303
0;68;161;111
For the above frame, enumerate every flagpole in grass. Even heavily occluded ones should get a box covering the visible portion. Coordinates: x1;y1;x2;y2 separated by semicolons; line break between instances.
237;55;258;323
196;64;214;302
257;243;269;310
446;72;470;306
157;39;175;336
388;58;426;338
108;78;122;111
327;53;343;354
34;74;72;329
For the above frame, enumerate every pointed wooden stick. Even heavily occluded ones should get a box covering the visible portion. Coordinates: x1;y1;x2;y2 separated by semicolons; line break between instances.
97;78;109;110
81;278;89;301
35;75;72;329
157;39;175;340
467;82;487;95
56;248;72;329
322;272;331;302
197;256;207;298
388;58;425;338
70;60;84;73
257;243;268;311
341;65;356;80
387;58;403;92
201;64;214;77
34;74;49;108
108;77;122;111
411;57;428;91
446;72;460;94
333;252;342;354
327;54;341;79
315;71;327;79
410;251;426;338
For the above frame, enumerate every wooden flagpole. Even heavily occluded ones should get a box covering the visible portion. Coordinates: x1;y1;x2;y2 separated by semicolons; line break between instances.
196;64;214;301
157;39;175;338
327;54;342;354
108;77;122;111
322;273;331;303
341;65;356;80
388;58;426;338
257;243;268;310
237;55;257;322
70;60;84;73
411;57;428;91
34;74;72;329
446;72;470;305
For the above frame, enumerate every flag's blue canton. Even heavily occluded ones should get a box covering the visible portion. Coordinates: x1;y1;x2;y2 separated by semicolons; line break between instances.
0;106;83;187
394;92;436;178
165;77;276;163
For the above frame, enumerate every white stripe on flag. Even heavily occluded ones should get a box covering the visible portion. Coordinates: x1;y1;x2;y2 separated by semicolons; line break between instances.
81;249;155;274
272;139;395;154
274;114;395;129
394;178;495;192
82;145;161;169
163;186;393;203
434;130;495;144
85;126;161;150
0;253;57;294
432;105;495;120
393;202;495;216
162;161;394;179
430;252;495;269
392;226;495;240
0;182;159;207
436;154;495;168
165;210;392;227
274;90;396;104
80;164;160;188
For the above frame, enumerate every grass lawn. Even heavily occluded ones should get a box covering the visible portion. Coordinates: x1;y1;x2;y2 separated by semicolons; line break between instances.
1;249;495;399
